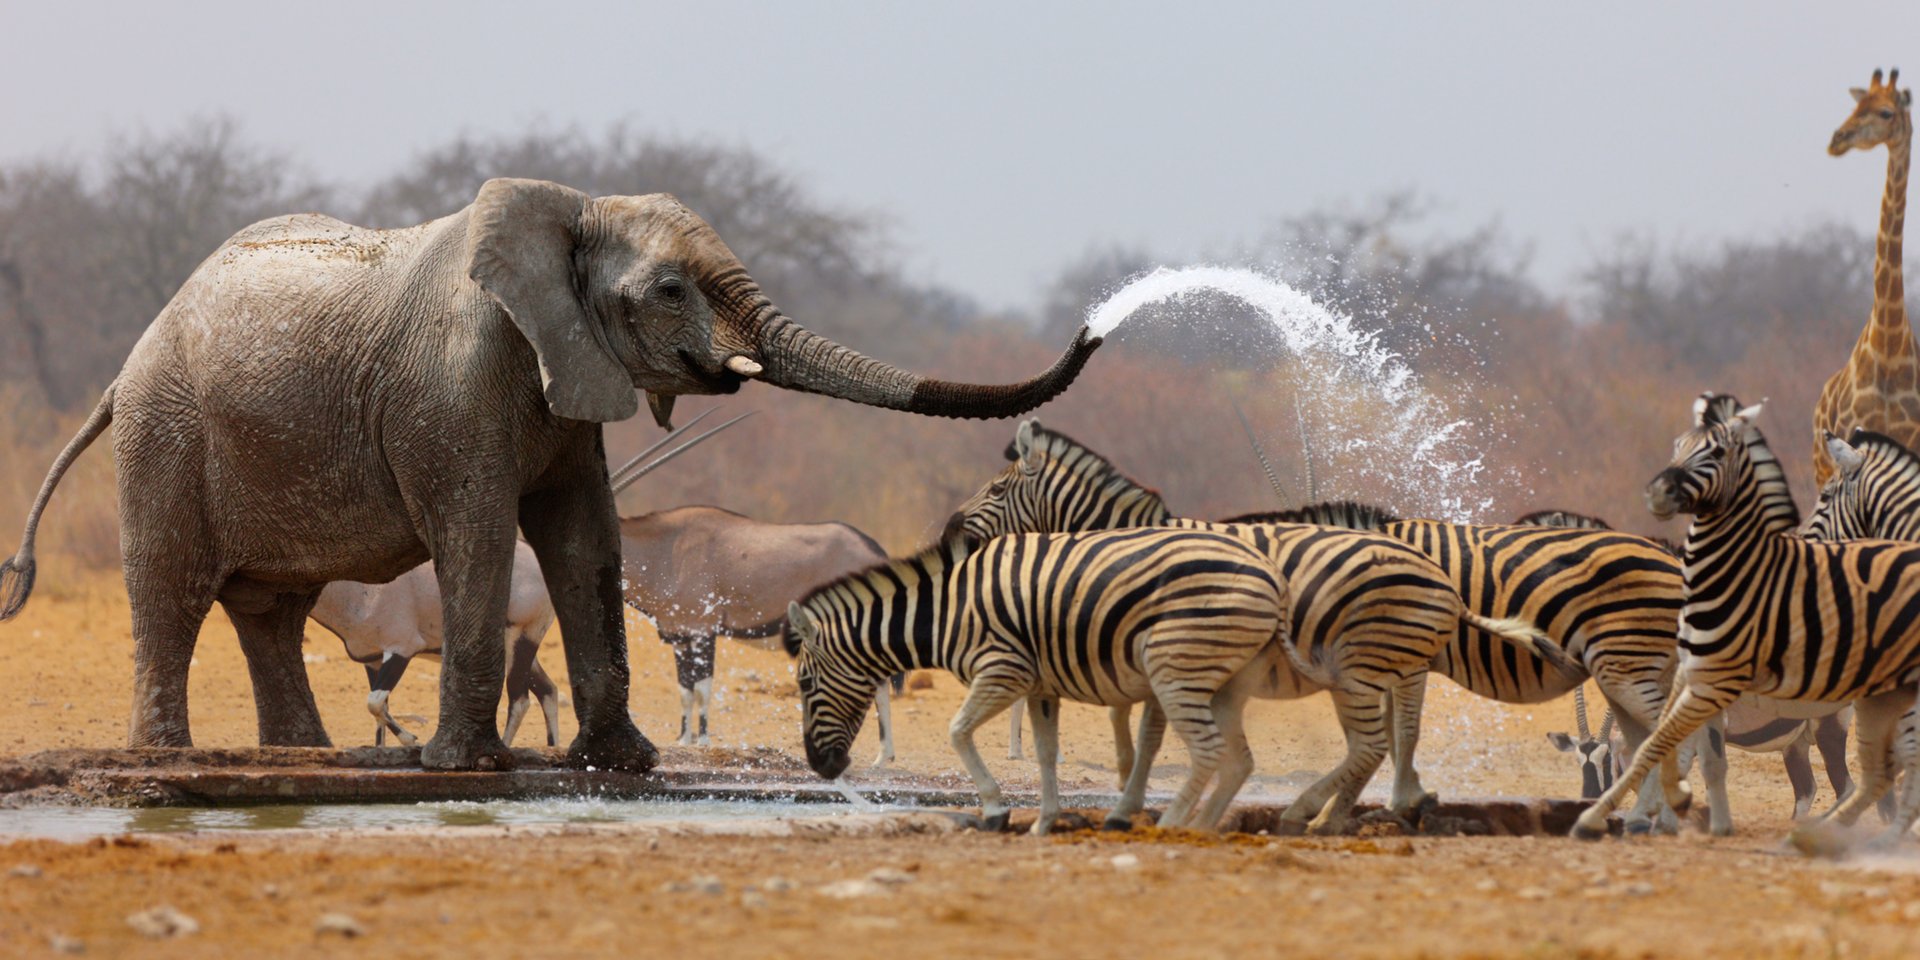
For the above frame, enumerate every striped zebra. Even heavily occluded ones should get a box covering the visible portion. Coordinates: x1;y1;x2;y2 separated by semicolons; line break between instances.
1571;398;1920;842
1217;501;1702;832
952;421;1573;834
785;527;1290;835
1805;429;1920;542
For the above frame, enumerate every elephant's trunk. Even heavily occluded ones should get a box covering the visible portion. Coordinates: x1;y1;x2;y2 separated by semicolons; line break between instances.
716;276;1101;420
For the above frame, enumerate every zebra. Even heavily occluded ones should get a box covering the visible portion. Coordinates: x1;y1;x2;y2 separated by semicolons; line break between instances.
1525;502;1866;821
784;527;1290;835
1571;397;1920;843
1805;428;1920;542
952;420;1574;834
1205;498;1702;832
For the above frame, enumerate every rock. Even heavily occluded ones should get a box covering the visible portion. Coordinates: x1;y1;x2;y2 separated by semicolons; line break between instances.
8;863;42;878
866;867;914;886
741;891;769;909
1474;879;1500;893
1109;853;1140;870
315;913;365;938
126;906;198;939
260;883;281;899
1624;882;1655;898
1517;886;1550;901
692;875;725;895
763;876;796;893
47;934;83;954
818;878;887;899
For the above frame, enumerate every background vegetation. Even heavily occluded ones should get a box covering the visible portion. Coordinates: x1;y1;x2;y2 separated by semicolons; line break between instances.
2;119;1906;572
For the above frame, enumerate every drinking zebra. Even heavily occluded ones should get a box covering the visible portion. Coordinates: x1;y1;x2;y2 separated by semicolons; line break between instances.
952;421;1572;834
1571;397;1920;842
785;527;1290;835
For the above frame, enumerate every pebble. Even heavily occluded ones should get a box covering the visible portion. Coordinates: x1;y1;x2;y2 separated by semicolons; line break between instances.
8;864;42;878
1474;879;1500;893
692;875;725;895
741;892;769;909
763;876;796;893
867;867;914;886
818;878;886;899
260;883;281;899
1624;882;1656;897
126;906;198;939
315;913;365;938
47;934;83;955
1110;853;1141;871
1517;886;1550;901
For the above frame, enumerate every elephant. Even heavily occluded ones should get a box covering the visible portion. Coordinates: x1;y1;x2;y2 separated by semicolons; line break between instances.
617;506;899;762
0;177;1101;771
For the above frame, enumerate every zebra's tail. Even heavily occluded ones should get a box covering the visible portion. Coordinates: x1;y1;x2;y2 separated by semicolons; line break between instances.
1278;626;1337;688
1459;612;1579;677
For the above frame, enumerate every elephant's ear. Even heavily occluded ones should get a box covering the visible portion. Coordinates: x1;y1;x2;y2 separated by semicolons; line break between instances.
467;178;639;424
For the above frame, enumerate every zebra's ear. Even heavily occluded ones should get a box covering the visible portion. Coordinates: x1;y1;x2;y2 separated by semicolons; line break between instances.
1734;402;1764;423
1017;420;1044;475
1830;435;1866;477
786;602;815;649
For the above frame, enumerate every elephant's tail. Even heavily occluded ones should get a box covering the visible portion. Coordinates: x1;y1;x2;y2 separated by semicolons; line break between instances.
2;383;114;621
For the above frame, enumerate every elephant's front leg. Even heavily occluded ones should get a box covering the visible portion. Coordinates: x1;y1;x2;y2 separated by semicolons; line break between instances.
520;436;657;773
419;520;517;771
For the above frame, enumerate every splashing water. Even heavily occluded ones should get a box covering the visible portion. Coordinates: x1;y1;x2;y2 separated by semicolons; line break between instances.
1085;265;1501;519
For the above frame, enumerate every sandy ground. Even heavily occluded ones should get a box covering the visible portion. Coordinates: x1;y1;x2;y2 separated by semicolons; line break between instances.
3;572;1918;957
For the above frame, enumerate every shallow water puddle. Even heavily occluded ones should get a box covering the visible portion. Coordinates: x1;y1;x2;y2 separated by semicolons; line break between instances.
0;797;880;841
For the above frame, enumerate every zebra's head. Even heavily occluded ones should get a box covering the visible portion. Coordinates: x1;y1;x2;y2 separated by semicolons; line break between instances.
785;598;876;780
1804;429;1917;540
1647;395;1763;521
953;419;1165;540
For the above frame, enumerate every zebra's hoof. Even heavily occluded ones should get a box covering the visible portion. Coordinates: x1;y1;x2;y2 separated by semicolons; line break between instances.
1101;817;1133;833
1570;819;1609;842
1624;820;1652;837
981;812;1010;833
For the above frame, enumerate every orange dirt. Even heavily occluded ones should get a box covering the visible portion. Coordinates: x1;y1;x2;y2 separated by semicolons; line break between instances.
3;573;1918;958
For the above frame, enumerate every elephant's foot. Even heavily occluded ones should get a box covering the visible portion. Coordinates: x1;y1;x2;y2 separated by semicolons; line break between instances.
422;725;514;772
259;711;333;748
128;722;194;749
566;718;659;773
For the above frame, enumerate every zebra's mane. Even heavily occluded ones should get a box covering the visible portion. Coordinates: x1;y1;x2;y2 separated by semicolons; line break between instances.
1514;509;1613;529
1703;394;1801;531
1014;426;1167;510
1845;428;1920;471
1220;500;1402;530
785;534;970;657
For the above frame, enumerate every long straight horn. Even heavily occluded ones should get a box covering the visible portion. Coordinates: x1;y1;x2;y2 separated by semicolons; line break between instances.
1573;686;1592;740
611;411;757;495
608;407;717;484
1293;388;1318;502
1598;707;1615;743
1233;398;1293;504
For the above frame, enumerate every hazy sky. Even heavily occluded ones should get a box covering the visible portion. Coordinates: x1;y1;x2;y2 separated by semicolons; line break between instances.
5;1;1917;311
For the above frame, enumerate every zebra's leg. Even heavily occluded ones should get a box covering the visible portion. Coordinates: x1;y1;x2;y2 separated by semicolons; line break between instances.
1105;698;1167;831
1385;674;1435;817
1110;704;1135;791
1884;696;1920;842
1698;714;1733;836
1026;696;1063;836
1006;698;1025;761
1572;682;1735;840
366;652;416;746
870;678;896;768
1191;677;1257;832
948;677;1028;831
1829;688;1906;828
1152;681;1233;831
1597;675;1674;833
1305;685;1392;836
1783;728;1816;820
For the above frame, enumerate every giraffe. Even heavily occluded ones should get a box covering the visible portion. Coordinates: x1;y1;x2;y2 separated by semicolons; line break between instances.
1813;68;1916;485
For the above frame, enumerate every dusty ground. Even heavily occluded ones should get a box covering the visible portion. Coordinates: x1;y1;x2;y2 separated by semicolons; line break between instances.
3;573;1918;957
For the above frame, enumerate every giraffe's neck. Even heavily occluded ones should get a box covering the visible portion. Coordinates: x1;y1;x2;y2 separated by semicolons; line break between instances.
1869;116;1911;346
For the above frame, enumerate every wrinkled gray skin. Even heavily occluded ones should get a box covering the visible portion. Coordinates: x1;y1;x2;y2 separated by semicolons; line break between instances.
308;540;560;749
618;506;895;762
0;178;1100;771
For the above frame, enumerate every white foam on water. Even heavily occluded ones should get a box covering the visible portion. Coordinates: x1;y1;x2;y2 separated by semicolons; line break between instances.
1084;265;1502;519
831;777;880;812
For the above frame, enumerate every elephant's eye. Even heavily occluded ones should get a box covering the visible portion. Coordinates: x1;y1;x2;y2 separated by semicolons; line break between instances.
654;278;687;304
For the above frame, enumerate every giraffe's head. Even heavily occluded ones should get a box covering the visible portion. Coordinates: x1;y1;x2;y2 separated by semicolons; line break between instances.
1830;68;1912;157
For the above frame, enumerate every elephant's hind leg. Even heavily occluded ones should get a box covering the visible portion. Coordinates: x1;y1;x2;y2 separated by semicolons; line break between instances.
221;587;331;747
123;564;220;748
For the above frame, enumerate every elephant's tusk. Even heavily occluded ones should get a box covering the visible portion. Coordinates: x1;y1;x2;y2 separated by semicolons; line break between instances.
725;355;763;378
